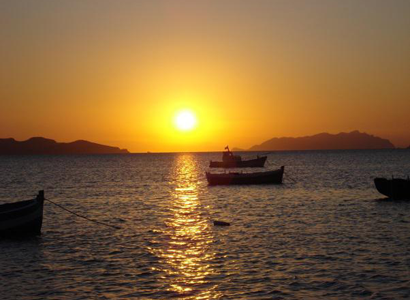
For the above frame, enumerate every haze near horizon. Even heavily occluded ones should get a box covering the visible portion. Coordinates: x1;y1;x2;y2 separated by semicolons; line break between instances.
1;0;409;152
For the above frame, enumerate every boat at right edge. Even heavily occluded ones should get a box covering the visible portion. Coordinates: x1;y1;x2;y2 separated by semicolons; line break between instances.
374;177;410;200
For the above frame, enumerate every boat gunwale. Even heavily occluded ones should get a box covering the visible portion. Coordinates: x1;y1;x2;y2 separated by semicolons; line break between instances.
0;199;39;215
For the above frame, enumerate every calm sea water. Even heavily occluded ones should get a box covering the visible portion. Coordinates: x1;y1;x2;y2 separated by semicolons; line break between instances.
1;150;410;299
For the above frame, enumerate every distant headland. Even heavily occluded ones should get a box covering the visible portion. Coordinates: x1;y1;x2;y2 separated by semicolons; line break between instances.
245;131;395;151
0;137;129;155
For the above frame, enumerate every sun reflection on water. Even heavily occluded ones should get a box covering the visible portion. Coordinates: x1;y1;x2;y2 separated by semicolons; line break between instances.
149;154;221;299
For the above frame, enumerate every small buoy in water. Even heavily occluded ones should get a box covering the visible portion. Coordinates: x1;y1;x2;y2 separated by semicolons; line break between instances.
213;220;230;226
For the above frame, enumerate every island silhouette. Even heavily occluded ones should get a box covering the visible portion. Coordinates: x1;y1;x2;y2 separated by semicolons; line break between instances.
0;137;129;155
243;131;395;151
1;131;403;154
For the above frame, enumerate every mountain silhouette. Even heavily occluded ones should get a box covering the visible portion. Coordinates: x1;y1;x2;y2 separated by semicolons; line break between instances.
248;131;394;151
0;137;129;154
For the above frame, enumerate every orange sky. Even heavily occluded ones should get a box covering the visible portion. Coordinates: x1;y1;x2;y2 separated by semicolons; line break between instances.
1;1;409;152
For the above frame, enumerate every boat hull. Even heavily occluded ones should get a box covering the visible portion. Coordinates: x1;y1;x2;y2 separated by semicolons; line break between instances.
374;178;410;200
209;156;267;168
0;191;44;237
206;166;284;186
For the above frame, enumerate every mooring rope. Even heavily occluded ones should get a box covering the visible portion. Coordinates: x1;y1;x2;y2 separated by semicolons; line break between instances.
45;198;121;230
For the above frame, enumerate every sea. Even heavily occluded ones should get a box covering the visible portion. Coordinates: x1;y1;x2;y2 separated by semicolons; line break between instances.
0;149;409;299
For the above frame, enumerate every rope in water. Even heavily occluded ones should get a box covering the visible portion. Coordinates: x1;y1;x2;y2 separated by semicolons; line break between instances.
45;198;121;230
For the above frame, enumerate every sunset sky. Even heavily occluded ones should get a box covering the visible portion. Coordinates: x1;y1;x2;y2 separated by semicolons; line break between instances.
1;0;409;152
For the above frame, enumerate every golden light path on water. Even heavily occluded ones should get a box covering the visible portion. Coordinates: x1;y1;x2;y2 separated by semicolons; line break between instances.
150;154;221;299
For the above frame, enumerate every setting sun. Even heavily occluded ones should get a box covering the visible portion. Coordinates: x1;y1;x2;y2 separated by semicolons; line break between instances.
174;110;197;131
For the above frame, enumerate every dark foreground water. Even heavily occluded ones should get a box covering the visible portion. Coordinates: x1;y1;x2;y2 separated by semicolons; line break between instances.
1;150;410;299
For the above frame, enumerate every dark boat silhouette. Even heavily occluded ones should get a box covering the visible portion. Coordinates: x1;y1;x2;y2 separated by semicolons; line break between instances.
374;178;410;200
0;190;45;237
209;146;267;168
206;166;284;186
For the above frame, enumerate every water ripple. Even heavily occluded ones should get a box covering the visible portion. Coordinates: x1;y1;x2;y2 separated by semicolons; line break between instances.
0;150;410;299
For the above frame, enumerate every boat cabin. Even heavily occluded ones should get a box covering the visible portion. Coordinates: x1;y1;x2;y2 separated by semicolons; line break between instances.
222;149;242;162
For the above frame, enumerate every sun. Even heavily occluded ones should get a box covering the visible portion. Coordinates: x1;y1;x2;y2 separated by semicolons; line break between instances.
174;110;197;131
